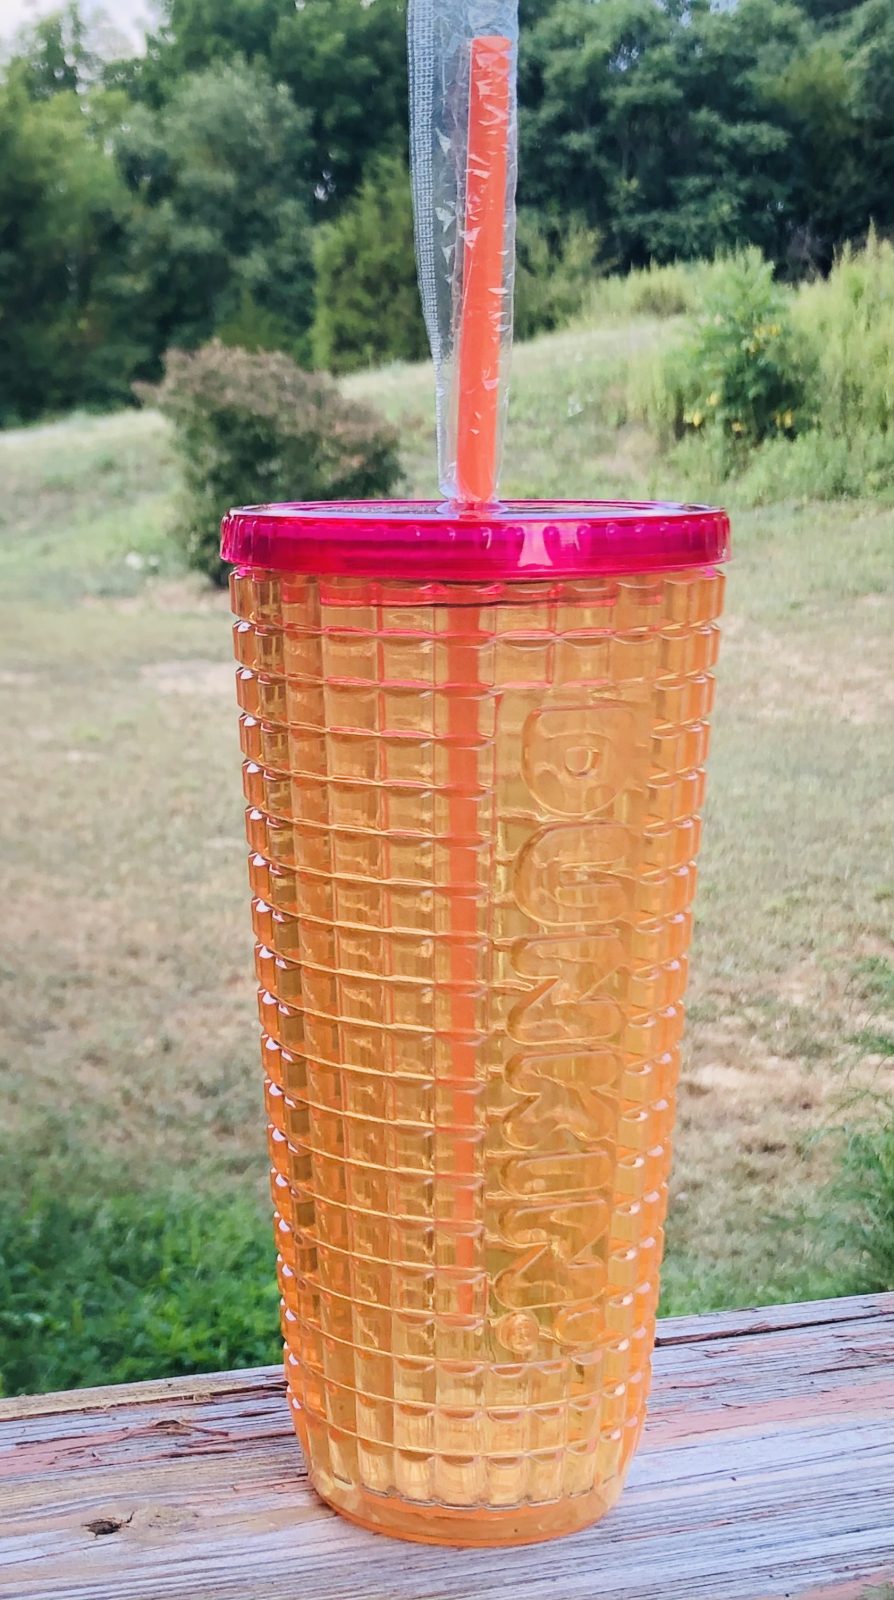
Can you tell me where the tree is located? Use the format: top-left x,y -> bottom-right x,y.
519,0 -> 813,269
799,0 -> 866,19
7,2 -> 95,100
121,0 -> 288,107
118,57 -> 316,368
147,0 -> 286,79
270,0 -> 408,206
765,40 -> 862,269
847,0 -> 894,234
0,82 -> 144,422
312,155 -> 428,373
133,0 -> 408,209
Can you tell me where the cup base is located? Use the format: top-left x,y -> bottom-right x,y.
307,1471 -> 626,1547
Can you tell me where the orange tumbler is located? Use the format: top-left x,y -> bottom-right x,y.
223,498 -> 729,1545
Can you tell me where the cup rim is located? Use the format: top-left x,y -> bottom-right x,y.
221,499 -> 730,580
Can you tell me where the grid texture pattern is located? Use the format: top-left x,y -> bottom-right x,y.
230,565 -> 724,1545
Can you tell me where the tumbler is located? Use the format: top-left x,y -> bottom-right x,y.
222,498 -> 729,1546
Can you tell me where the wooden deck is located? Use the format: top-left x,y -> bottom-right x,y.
1,1293 -> 892,1600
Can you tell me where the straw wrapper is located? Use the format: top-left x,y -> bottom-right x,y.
408,0 -> 519,505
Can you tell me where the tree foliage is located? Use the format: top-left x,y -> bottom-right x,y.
0,83 -> 139,422
138,0 -> 408,202
312,155 -> 427,374
1,0 -> 893,419
117,57 -> 315,362
514,211 -> 602,339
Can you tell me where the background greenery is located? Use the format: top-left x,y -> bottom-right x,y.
144,340 -> 402,580
0,0 -> 892,1398
2,0 -> 894,420
2,282 -> 892,1394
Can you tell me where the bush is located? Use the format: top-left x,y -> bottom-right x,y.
731,427 -> 894,506
623,240 -> 894,500
312,155 -> 428,375
514,211 -> 602,340
142,341 -> 402,583
794,231 -> 894,440
586,260 -> 715,323
644,250 -> 814,455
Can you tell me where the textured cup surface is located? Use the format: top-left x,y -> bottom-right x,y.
231,565 -> 724,1545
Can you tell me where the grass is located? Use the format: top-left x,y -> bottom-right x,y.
1,312 -> 892,1392
347,318 -> 669,502
816,1103 -> 894,1294
0,1176 -> 278,1395
0,409 -> 180,603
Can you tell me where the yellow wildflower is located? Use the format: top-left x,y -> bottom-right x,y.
783,409 -> 794,428
708,391 -> 720,406
691,411 -> 704,428
731,420 -> 744,435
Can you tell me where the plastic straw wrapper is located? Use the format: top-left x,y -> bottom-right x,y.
409,0 -> 519,506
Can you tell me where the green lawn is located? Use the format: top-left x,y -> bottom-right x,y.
1,320 -> 892,1394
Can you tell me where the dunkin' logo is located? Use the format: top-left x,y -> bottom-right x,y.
494,696 -> 653,1346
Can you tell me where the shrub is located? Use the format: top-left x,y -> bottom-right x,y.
142,341 -> 402,583
731,427 -> 894,506
586,260 -> 714,323
625,241 -> 894,499
794,231 -> 894,440
312,155 -> 428,375
646,249 -> 814,455
514,211 -> 602,340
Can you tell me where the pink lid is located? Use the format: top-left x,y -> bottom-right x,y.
221,499 -> 729,581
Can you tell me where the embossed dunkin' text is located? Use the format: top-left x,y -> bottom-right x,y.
494,694 -> 663,1344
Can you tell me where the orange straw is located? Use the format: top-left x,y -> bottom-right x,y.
455,34 -> 512,507
446,617 -> 483,1321
446,40 -> 512,1316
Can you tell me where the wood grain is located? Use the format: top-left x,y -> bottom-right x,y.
1,1295 -> 892,1600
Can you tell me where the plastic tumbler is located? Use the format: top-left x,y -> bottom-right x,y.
222,498 -> 729,1546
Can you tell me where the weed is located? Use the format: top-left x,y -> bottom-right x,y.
853,957 -> 894,1003
584,259 -> 725,323
850,1030 -> 894,1058
794,230 -> 894,442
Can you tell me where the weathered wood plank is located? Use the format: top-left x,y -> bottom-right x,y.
654,1289 -> 894,1345
1,1295 -> 892,1600
0,1365 -> 283,1426
4,1290 -> 887,1427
